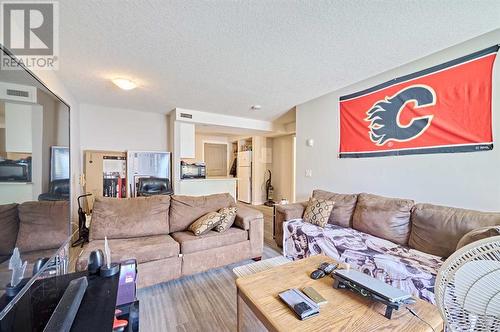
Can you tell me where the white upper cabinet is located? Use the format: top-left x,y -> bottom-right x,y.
179,122 -> 195,158
5,102 -> 33,153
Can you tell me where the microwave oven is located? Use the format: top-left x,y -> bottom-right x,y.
0,157 -> 32,182
181,161 -> 206,179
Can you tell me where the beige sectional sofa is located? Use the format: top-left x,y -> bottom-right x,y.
275,189 -> 500,304
275,190 -> 500,255
76,193 -> 263,288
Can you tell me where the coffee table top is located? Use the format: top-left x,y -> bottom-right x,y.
236,255 -> 443,332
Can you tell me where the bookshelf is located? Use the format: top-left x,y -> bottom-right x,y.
83,150 -> 127,211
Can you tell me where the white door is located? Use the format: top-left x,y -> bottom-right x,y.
237,166 -> 251,203
204,143 -> 227,177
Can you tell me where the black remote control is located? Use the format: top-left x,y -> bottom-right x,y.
310,262 -> 338,279
293,302 -> 312,316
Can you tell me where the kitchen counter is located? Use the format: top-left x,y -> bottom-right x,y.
178,177 -> 238,198
180,176 -> 238,181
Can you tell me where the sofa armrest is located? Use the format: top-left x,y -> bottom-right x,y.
274,202 -> 307,247
456,226 -> 500,251
234,204 -> 263,230
275,202 -> 308,220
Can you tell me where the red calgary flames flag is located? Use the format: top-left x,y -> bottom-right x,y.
339,45 -> 498,158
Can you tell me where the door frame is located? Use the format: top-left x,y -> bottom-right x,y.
202,140 -> 231,176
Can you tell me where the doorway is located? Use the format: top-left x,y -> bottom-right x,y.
204,143 -> 228,177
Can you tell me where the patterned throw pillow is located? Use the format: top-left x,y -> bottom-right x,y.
214,207 -> 237,232
303,198 -> 335,227
189,212 -> 223,236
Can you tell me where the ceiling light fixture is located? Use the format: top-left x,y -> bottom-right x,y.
112,78 -> 137,90
250,105 -> 262,111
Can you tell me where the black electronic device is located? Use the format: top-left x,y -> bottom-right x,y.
310,262 -> 338,279
32,257 -> 50,276
72,193 -> 92,248
278,289 -> 319,320
100,263 -> 120,278
294,302 -> 313,316
88,249 -> 104,275
180,161 -> 206,179
5,278 -> 29,298
0,157 -> 32,182
332,269 -> 415,319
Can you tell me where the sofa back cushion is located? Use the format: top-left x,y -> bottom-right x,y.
352,193 -> 414,246
0,203 -> 19,256
312,190 -> 358,227
409,203 -> 500,257
16,201 -> 69,252
169,193 -> 236,233
91,195 -> 170,240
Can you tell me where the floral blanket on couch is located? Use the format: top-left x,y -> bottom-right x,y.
283,219 -> 443,304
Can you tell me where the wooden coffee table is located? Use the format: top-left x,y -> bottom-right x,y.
235,255 -> 443,331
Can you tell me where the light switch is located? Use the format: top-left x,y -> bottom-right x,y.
305,169 -> 313,177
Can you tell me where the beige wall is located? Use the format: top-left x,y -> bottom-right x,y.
271,134 -> 295,202
182,133 -> 235,175
296,29 -> 500,211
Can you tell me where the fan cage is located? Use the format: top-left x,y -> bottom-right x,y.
436,236 -> 500,332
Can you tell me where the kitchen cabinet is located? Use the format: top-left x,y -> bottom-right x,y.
179,122 -> 195,158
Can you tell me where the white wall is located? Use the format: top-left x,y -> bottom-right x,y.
79,103 -> 168,151
296,29 -> 500,211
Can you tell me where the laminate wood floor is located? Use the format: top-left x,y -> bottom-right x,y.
138,205 -> 281,331
138,245 -> 280,332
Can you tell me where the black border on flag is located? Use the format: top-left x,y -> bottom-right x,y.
339,143 -> 493,158
340,45 -> 500,101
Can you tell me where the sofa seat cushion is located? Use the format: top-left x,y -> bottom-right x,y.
169,194 -> 236,233
76,235 -> 179,271
91,195 -> 170,240
171,227 -> 248,254
283,219 -> 443,304
353,193 -> 414,246
312,190 -> 358,227
409,203 -> 500,257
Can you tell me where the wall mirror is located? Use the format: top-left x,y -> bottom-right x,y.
0,46 -> 71,322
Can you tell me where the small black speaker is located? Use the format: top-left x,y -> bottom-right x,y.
88,249 -> 104,275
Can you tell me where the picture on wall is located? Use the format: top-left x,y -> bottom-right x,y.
339,45 -> 498,158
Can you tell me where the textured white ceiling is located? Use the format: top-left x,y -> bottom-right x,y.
57,0 -> 500,120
